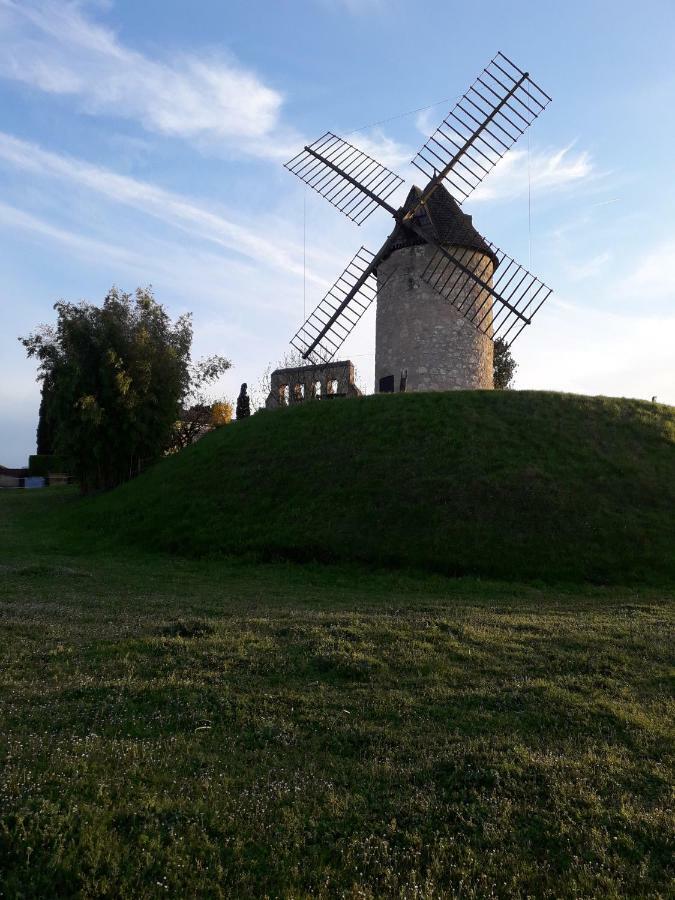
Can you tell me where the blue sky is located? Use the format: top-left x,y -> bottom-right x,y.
1,0 -> 674,465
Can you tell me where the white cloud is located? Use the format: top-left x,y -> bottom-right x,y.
619,239 -> 675,304
0,199 -> 149,269
414,107 -> 442,140
471,145 -> 594,204
514,234 -> 675,406
0,0 -> 295,157
0,199 -> 304,317
517,296 -> 675,406
347,128 -> 412,172
0,132 -> 315,279
414,103 -> 595,204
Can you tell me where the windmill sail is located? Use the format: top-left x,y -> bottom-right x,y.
421,239 -> 552,343
410,52 -> 551,208
285,133 -> 404,225
284,52 -> 554,362
291,245 -> 392,364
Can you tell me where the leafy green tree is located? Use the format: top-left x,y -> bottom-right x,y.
21,286 -> 229,493
493,338 -> 518,390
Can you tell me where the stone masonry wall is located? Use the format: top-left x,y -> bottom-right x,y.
265,360 -> 361,409
375,243 -> 494,392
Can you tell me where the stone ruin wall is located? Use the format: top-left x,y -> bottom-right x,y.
265,360 -> 361,409
375,243 -> 494,393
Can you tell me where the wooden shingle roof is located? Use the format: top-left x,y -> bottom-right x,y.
382,181 -> 499,268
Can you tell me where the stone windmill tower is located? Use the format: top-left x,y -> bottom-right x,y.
375,183 -> 499,392
284,53 -> 553,393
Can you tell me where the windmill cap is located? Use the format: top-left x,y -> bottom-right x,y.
382,181 -> 499,268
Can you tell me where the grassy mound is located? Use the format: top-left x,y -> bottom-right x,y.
70,391 -> 675,584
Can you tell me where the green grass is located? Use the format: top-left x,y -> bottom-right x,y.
1,489 -> 673,898
63,390 -> 675,584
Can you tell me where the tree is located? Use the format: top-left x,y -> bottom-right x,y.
493,338 -> 517,390
170,404 -> 211,452
211,401 -> 233,427
168,353 -> 232,452
236,383 -> 251,419
36,376 -> 55,455
20,286 -> 230,493
169,399 -> 232,451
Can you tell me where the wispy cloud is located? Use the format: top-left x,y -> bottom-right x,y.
0,0 -> 297,158
347,128 -> 413,172
0,199 -> 149,270
414,109 -> 595,204
315,0 -> 386,14
0,198 -> 305,319
0,131 -> 313,278
471,145 -> 594,203
414,107 -> 443,140
565,251 -> 613,282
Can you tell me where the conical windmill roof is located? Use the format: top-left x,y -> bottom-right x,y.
382,181 -> 499,268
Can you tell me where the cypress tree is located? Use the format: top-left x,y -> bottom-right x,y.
36,377 -> 54,455
236,383 -> 251,419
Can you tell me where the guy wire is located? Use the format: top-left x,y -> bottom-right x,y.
303,189 -> 306,335
527,89 -> 532,271
344,96 -> 455,136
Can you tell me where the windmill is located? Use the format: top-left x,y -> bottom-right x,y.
284,52 -> 553,393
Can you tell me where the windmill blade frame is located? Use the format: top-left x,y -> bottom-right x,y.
407,52 -> 551,213
284,133 -> 404,225
291,243 -> 395,364
421,238 -> 552,343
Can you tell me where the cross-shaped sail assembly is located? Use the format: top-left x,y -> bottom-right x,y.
284,51 -> 553,363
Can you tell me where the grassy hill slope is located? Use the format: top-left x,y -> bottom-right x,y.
70,391 -> 675,584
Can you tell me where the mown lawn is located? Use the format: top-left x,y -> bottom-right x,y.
1,490 -> 673,898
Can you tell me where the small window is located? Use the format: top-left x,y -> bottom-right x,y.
293,383 -> 304,401
279,384 -> 290,405
314,380 -> 322,398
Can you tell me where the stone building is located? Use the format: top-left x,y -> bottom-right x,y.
265,360 -> 361,409
375,182 -> 498,393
